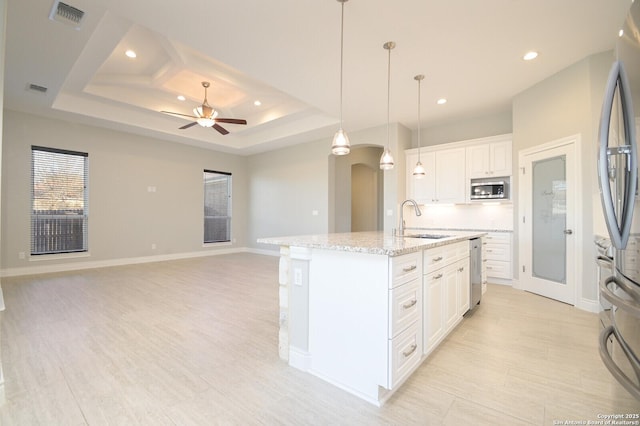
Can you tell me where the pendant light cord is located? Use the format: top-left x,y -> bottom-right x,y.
417,77 -> 421,162
339,1 -> 345,127
386,45 -> 391,150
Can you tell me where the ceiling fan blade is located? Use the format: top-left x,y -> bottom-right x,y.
161,111 -> 199,119
213,123 -> 230,135
215,118 -> 247,125
179,122 -> 198,130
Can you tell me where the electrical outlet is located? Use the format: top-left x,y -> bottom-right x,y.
151,243 -> 157,250
294,268 -> 303,286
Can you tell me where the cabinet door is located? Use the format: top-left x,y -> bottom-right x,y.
444,263 -> 459,331
407,151 -> 436,203
466,144 -> 491,179
457,258 -> 470,316
490,140 -> 512,176
435,148 -> 466,203
423,271 -> 444,353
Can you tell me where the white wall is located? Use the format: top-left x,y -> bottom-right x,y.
247,139 -> 330,252
1,110 -> 248,273
512,50 -> 614,303
248,123 -> 411,253
419,109 -> 512,148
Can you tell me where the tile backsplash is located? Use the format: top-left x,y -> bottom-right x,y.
405,203 -> 513,231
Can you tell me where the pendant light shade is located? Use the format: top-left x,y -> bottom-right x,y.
380,41 -> 395,170
413,74 -> 426,178
331,0 -> 351,156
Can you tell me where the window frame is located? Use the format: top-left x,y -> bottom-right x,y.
203,169 -> 232,244
31,145 -> 89,256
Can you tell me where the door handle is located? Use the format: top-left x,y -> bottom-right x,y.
564,229 -> 573,235
597,60 -> 638,250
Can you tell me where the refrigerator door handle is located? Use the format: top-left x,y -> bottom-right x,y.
599,325 -> 640,400
601,275 -> 640,308
597,60 -> 638,250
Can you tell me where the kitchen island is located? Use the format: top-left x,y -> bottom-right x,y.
258,230 -> 485,405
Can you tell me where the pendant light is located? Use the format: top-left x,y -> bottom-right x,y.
413,74 -> 426,178
380,41 -> 395,170
331,0 -> 351,155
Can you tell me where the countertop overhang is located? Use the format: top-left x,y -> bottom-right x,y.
258,230 -> 486,257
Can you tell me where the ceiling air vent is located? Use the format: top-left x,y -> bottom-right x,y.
28,84 -> 48,94
49,1 -> 85,30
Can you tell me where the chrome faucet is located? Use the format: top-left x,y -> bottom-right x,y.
399,199 -> 422,236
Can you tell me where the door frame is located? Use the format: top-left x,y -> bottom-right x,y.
517,134 -> 583,306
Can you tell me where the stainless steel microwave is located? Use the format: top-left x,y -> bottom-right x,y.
470,180 -> 507,200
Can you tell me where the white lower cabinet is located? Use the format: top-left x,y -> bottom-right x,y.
484,232 -> 512,282
423,241 -> 470,355
304,240 -> 472,406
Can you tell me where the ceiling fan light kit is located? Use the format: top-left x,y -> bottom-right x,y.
161,81 -> 247,136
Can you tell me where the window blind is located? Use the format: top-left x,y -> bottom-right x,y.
31,146 -> 88,255
204,170 -> 231,243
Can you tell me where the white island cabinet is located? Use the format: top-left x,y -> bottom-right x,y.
257,231 -> 484,406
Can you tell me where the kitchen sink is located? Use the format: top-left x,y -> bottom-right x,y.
403,233 -> 450,239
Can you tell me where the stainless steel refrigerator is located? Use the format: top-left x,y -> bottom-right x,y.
597,0 -> 640,402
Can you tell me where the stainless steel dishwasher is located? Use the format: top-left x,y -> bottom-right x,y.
469,238 -> 482,311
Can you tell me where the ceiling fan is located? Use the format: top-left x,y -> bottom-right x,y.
162,81 -> 247,135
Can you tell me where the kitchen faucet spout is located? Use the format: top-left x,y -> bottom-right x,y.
399,199 -> 422,236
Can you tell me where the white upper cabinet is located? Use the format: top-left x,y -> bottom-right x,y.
466,139 -> 512,178
407,148 -> 466,204
407,133 -> 512,204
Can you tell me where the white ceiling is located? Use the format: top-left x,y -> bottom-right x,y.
4,0 -> 631,155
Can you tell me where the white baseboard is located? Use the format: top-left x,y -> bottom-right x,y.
289,347 -> 312,372
576,297 -> 601,313
246,248 -> 280,257
0,247 -> 258,277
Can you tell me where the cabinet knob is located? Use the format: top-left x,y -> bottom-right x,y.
402,265 -> 417,272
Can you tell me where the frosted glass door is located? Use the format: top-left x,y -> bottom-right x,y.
532,155 -> 566,284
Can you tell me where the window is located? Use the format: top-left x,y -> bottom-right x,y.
204,170 -> 231,243
31,146 -> 88,255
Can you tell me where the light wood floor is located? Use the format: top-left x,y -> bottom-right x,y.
0,253 -> 637,425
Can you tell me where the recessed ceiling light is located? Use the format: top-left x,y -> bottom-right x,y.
523,51 -> 538,61
125,49 -> 137,59
619,29 -> 624,37
437,98 -> 447,105
177,95 -> 186,101
254,100 -> 262,106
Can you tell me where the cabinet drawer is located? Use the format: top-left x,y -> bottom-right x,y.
424,246 -> 445,270
484,233 -> 511,244
390,252 -> 421,288
389,279 -> 421,338
442,240 -> 469,263
388,320 -> 422,389
424,241 -> 468,271
486,260 -> 512,279
484,244 -> 510,261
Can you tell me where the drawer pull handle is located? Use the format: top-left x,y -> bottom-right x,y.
402,265 -> 417,272
458,267 -> 464,272
486,249 -> 493,252
433,256 -> 443,262
487,266 -> 493,270
434,273 -> 443,279
403,344 -> 418,357
403,299 -> 417,309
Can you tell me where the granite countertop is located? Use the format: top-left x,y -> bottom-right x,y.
257,230 -> 486,257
